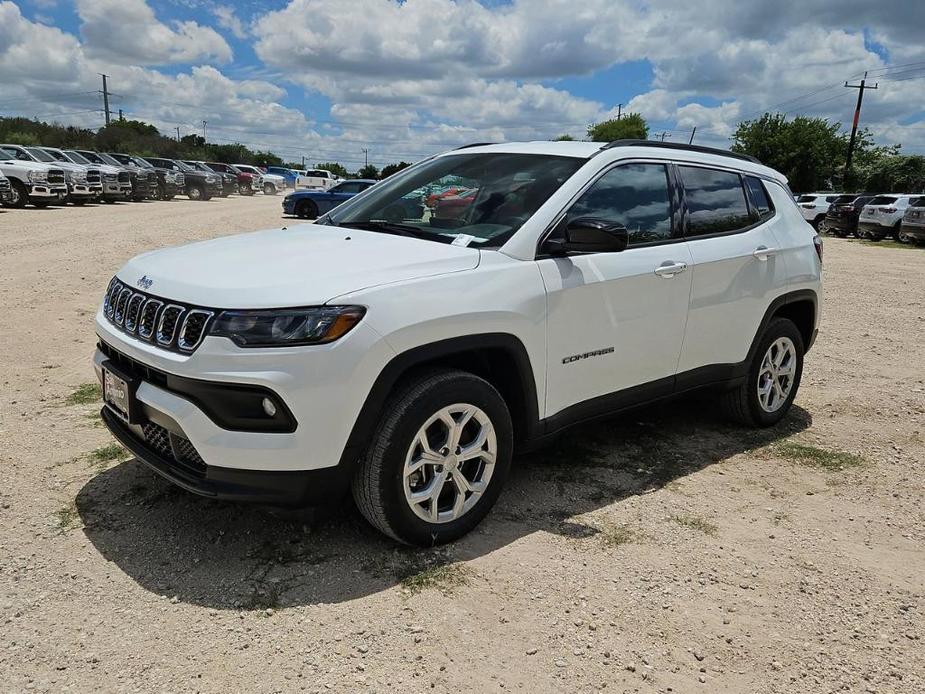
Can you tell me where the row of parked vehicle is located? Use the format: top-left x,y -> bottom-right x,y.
796,192 -> 925,244
0,143 -> 306,209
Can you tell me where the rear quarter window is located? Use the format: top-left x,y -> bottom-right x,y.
744,176 -> 774,221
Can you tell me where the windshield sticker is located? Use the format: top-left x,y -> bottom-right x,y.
451,234 -> 475,247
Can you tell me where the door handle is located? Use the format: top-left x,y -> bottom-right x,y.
654,261 -> 688,277
753,246 -> 777,261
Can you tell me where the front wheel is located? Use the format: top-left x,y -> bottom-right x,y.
297,200 -> 318,219
263,182 -> 277,195
6,180 -> 27,208
187,184 -> 204,201
720,317 -> 804,427
352,369 -> 513,546
816,218 -> 829,234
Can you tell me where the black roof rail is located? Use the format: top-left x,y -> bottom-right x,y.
597,139 -> 762,165
454,142 -> 496,150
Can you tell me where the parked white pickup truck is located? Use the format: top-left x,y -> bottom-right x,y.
295,168 -> 341,190
0,145 -> 68,207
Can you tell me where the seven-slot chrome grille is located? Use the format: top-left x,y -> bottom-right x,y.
117,171 -> 130,183
87,169 -> 102,184
103,278 -> 214,353
47,169 -> 65,184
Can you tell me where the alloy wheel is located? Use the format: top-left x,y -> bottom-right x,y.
757,337 -> 796,413
402,404 -> 497,524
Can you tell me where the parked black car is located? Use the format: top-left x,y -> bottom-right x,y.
105,153 -> 159,201
824,194 -> 874,237
134,157 -> 184,200
183,161 -> 235,197
144,157 -> 223,200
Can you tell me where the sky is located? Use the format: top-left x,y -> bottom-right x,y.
2,0 -> 925,169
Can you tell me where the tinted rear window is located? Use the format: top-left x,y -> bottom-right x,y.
680,166 -> 752,236
796,195 -> 816,203
832,195 -> 858,204
909,197 -> 924,207
744,176 -> 773,220
869,196 -> 897,205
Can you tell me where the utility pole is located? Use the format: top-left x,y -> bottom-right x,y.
688,127 -> 697,145
616,104 -> 623,120
654,131 -> 668,142
99,74 -> 111,126
301,155 -> 305,168
201,120 -> 208,141
361,147 -> 369,167
844,72 -> 878,172
118,109 -> 124,121
175,126 -> 181,142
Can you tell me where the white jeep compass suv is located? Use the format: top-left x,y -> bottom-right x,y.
93,140 -> 822,545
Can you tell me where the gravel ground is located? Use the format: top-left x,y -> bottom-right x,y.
1,195 -> 923,693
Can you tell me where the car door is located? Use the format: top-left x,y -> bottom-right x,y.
538,161 -> 693,419
675,166 -> 789,380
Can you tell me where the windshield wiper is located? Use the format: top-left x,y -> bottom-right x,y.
335,220 -> 441,241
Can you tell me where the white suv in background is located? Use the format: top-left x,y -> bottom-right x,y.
857,194 -> 918,241
296,168 -> 341,190
796,192 -> 840,231
93,140 -> 821,545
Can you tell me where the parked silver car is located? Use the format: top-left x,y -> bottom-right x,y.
899,196 -> 925,245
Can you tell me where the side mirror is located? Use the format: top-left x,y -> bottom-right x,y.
544,217 -> 629,255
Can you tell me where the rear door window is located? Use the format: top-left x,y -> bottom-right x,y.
679,166 -> 753,236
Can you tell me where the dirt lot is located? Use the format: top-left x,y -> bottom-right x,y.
1,195 -> 923,693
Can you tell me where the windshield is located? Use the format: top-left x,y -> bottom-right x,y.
26,147 -> 56,162
64,150 -> 92,165
173,160 -> 195,172
41,149 -> 70,163
184,161 -> 209,172
97,153 -> 123,167
327,153 -> 584,248
0,146 -> 33,161
869,196 -> 897,205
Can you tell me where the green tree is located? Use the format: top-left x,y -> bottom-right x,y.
587,114 -> 648,142
380,161 -> 411,178
553,134 -> 575,141
357,164 -> 380,180
2,130 -> 40,145
315,161 -> 349,178
731,113 -> 848,192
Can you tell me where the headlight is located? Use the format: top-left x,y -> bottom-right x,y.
28,170 -> 48,182
210,306 -> 365,347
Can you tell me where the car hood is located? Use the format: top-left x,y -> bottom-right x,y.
0,160 -> 60,171
117,224 -> 480,308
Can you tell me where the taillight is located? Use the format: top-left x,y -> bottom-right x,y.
813,235 -> 823,264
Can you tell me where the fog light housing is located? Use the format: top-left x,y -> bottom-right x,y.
262,397 -> 277,417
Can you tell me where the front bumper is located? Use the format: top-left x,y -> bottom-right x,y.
93,307 -> 395,476
103,181 -> 133,197
282,197 -> 299,214
69,183 -> 104,198
101,407 -> 349,505
28,184 -> 68,199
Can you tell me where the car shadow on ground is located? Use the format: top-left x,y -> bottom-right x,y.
75,398 -> 811,610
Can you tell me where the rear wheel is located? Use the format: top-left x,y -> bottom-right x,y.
816,217 -> 829,234
352,369 -> 513,545
297,200 -> 318,219
892,222 -> 903,242
721,317 -> 804,427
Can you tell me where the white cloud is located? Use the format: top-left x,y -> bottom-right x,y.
211,5 -> 248,40
76,0 -> 232,65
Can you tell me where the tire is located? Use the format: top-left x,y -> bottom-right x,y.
811,216 -> 825,232
891,222 -> 903,242
7,180 -> 28,208
833,229 -> 847,238
32,199 -> 49,208
352,369 -> 513,546
263,182 -> 277,195
816,217 -> 829,234
898,228 -> 913,244
187,184 -> 204,201
297,200 -> 318,219
71,199 -> 86,206
720,317 -> 804,427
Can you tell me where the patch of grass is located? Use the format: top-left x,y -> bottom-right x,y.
84,411 -> 103,428
775,441 -> 865,471
55,502 -> 79,531
65,383 -> 101,405
400,562 -> 470,595
600,524 -> 640,547
87,443 -> 127,465
672,514 -> 718,536
852,238 -> 924,251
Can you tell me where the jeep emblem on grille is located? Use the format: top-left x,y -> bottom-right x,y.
136,275 -> 153,290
